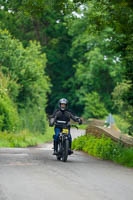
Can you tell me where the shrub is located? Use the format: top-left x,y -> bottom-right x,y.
19,106 -> 48,134
72,135 -> 87,150
113,148 -> 133,167
0,127 -> 53,147
72,134 -> 133,167
113,115 -> 130,134
0,90 -> 20,132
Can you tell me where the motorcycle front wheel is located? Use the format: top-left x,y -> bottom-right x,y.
62,139 -> 69,162
56,142 -> 61,161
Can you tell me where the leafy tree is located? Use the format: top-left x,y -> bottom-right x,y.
0,29 -> 50,132
0,0 -> 76,113
67,1 -> 124,114
1,0 -> 133,124
0,29 -> 50,107
83,92 -> 108,119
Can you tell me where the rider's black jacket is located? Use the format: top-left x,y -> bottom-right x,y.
49,109 -> 80,128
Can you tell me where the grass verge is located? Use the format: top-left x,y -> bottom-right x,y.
78,124 -> 88,130
0,127 -> 54,148
72,134 -> 133,167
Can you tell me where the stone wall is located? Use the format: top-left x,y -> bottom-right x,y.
87,119 -> 105,127
86,125 -> 133,147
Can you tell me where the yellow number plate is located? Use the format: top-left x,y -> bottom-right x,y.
63,129 -> 69,134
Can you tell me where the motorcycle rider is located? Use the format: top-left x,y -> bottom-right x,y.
49,98 -> 82,155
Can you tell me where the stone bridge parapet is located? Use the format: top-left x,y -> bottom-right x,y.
86,125 -> 133,147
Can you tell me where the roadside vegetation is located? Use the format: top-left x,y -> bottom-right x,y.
78,124 -> 88,130
0,29 -> 51,145
0,127 -> 53,148
113,115 -> 130,135
72,135 -> 133,167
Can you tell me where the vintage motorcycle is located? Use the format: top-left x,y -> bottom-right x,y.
55,121 -> 78,162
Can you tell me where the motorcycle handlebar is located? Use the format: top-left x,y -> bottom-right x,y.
53,121 -> 79,129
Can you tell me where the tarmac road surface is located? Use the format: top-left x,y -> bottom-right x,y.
0,128 -> 133,200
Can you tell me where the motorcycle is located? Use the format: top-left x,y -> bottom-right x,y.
54,121 -> 78,162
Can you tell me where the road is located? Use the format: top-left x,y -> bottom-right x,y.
0,128 -> 133,200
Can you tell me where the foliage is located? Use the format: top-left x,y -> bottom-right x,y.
0,72 -> 20,132
67,0 -> 133,124
72,134 -> 133,167
0,95 -> 19,132
0,29 -> 50,133
1,0 -> 133,134
114,148 -> 133,167
112,81 -> 132,115
19,106 -> 47,134
66,1 -> 124,114
112,81 -> 133,134
113,115 -> 130,134
83,92 -> 108,119
0,127 -> 54,148
78,124 -> 88,130
0,0 -> 75,114
0,29 -> 50,108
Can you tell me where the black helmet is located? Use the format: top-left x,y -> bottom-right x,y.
58,98 -> 68,110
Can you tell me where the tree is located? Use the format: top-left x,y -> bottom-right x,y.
66,0 -> 124,114
0,0 -> 76,113
83,92 -> 108,119
1,0 -> 133,123
0,29 -> 50,132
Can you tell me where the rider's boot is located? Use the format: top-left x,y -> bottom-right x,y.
53,140 -> 58,155
68,141 -> 73,155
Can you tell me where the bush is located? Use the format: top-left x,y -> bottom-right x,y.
113,115 -> 130,134
112,81 -> 133,135
19,106 -> 48,134
72,135 -> 87,150
72,134 -> 133,167
0,127 -> 54,148
113,148 -> 133,167
0,92 -> 20,132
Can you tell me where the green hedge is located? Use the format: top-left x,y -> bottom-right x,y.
0,29 -> 50,134
72,135 -> 133,167
0,94 -> 20,132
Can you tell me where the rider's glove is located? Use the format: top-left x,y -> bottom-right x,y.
49,118 -> 55,127
78,118 -> 82,125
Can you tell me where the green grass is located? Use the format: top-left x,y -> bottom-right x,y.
72,134 -> 133,167
78,124 -> 88,130
0,127 -> 54,148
